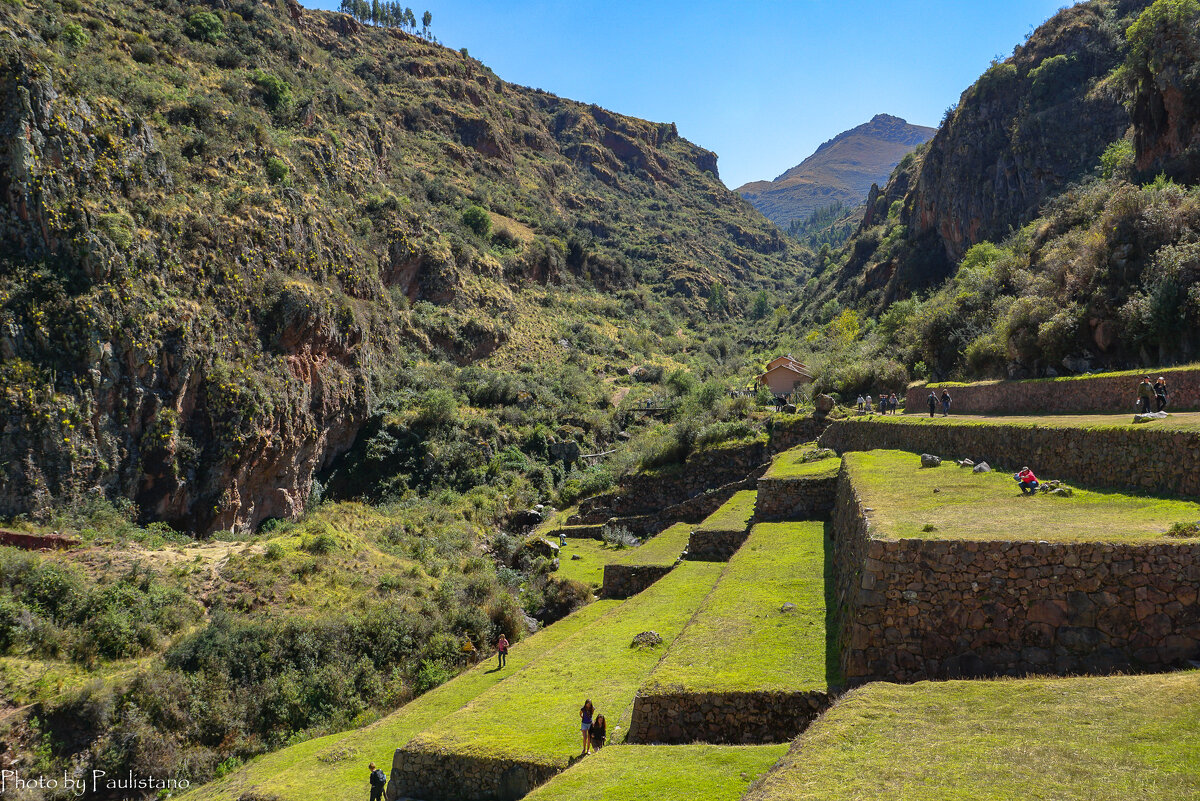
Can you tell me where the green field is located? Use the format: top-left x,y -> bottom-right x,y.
745,671 -> 1200,801
892,409 -> 1200,433
553,523 -> 693,587
523,744 -> 787,801
764,445 -> 841,479
848,450 -> 1200,542
402,561 -> 725,764
694,490 -> 758,533
644,523 -> 831,693
182,600 -> 620,801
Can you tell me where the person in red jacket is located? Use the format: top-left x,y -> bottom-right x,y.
1015,467 -> 1039,495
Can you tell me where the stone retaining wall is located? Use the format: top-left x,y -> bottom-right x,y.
820,418 -> 1200,498
768,415 -> 831,451
831,470 -> 1200,685
386,747 -> 560,801
906,367 -> 1200,415
685,529 -> 750,562
627,689 -> 829,745
755,475 -> 838,522
600,563 -> 675,599
615,477 -> 760,537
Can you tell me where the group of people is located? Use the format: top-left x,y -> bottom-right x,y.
1137,376 -> 1169,413
856,393 -> 901,414
579,699 -> 607,755
927,389 -> 952,417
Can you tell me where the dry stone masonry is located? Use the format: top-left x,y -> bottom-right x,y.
386,747 -> 559,801
754,475 -> 837,522
627,690 -> 829,745
600,564 -> 675,599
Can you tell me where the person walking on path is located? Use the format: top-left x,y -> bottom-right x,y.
496,634 -> 509,669
579,699 -> 595,756
891,392 -> 900,414
1014,467 -> 1040,495
865,394 -> 873,414
927,391 -> 938,418
590,714 -> 607,751
1155,377 -> 1169,412
368,763 -> 387,801
856,395 -> 865,413
940,390 -> 952,417
1138,376 -> 1155,414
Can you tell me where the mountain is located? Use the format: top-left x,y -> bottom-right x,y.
735,114 -> 935,229
0,0 -> 804,534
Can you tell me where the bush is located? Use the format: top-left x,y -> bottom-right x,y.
251,69 -> 293,111
265,156 -> 289,184
97,212 -> 134,250
461,205 -> 491,237
61,21 -> 88,48
184,11 -> 224,44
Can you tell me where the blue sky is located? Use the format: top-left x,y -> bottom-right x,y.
300,1 -> 1071,189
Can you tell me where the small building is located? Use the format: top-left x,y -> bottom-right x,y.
757,355 -> 814,397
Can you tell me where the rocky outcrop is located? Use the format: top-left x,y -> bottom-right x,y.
1127,1 -> 1200,182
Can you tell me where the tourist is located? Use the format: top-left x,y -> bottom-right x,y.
579,699 -> 595,755
891,392 -> 900,414
1155,377 -> 1168,412
865,394 -> 873,414
940,389 -> 952,417
368,763 -> 387,801
590,714 -> 607,751
1138,376 -> 1154,414
856,395 -> 865,412
927,390 -> 937,418
878,394 -> 889,414
1014,466 -> 1040,495
560,531 -> 567,548
496,633 -> 509,669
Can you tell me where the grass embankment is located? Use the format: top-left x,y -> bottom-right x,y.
848,450 -> 1200,543
892,409 -> 1200,432
694,490 -> 758,533
403,562 -> 724,764
523,744 -> 787,801
644,523 -> 831,693
763,445 -> 841,480
554,523 -> 691,588
747,671 -> 1200,801
182,599 -> 619,801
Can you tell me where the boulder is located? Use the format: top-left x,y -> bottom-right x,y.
814,394 -> 836,414
973,462 -> 992,473
631,631 -> 663,648
956,458 -> 975,468
1133,411 -> 1169,424
920,454 -> 942,468
780,602 -> 797,613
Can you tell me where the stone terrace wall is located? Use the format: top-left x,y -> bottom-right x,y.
906,366 -> 1200,415
832,472 -> 1200,685
820,418 -> 1200,498
686,529 -> 749,562
387,747 -> 560,801
627,689 -> 829,745
769,415 -> 831,451
616,476 -> 760,537
755,475 -> 838,522
601,564 -> 675,599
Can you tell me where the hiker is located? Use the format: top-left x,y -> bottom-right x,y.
1014,466 -> 1040,495
1155,377 -> 1169,412
865,394 -> 873,413
579,699 -> 595,755
368,763 -> 387,801
590,714 -> 607,751
891,392 -> 900,414
856,395 -> 865,412
1138,376 -> 1155,414
496,633 -> 509,668
940,389 -> 952,417
927,390 -> 937,418
559,531 -> 567,548
878,394 -> 888,414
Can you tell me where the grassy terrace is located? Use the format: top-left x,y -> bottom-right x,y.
523,744 -> 787,801
554,523 -> 691,588
890,409 -> 1200,432
746,671 -> 1200,801
764,445 -> 841,479
403,562 -> 724,764
848,450 -> 1200,543
694,490 -> 758,533
183,600 -> 620,801
645,523 -> 832,693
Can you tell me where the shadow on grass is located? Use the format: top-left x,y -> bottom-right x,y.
822,521 -> 842,689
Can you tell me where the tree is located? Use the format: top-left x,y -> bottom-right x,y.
461,206 -> 491,238
749,289 -> 770,320
706,283 -> 729,317
371,0 -> 381,24
422,9 -> 432,31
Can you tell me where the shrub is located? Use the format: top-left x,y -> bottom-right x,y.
1100,138 -> 1135,179
461,205 -> 491,237
184,11 -> 224,44
61,21 -> 88,48
251,69 -> 293,111
265,156 -> 289,184
97,213 -> 134,250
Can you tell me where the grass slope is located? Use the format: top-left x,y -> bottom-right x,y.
554,523 -> 692,588
404,562 -> 724,764
645,523 -> 830,693
523,744 -> 787,801
694,490 -> 758,533
182,599 -> 619,801
746,671 -> 1200,801
848,450 -> 1200,542
891,410 -> 1200,433
764,446 -> 841,480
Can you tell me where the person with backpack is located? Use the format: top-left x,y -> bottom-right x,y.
927,390 -> 937,418
1138,376 -> 1155,414
940,389 -> 952,417
496,634 -> 509,669
1155,377 -> 1169,412
590,714 -> 607,751
579,699 -> 595,756
368,763 -> 387,801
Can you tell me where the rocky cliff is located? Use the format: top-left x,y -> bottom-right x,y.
736,114 -> 934,229
0,0 -> 801,533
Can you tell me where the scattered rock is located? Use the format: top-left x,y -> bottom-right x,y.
932,488 -> 941,493
956,458 -> 975,468
570,553 -> 582,560
1133,411 -> 1169,424
780,602 -> 797,613
814,394 -> 836,415
973,462 -> 992,473
920,454 -> 942,468
630,631 -> 663,649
